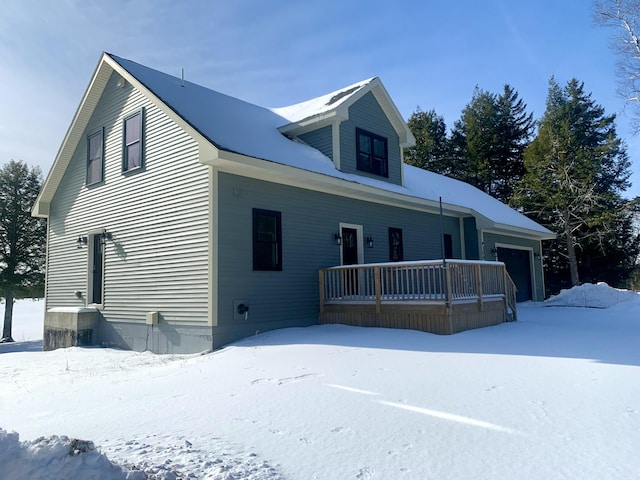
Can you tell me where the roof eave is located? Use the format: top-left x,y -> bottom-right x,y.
277,78 -> 415,148
33,52 -> 115,218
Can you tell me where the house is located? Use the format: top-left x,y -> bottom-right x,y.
33,53 -> 554,354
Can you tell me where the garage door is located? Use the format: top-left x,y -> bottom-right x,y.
496,247 -> 532,302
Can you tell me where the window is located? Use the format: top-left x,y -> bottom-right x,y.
253,209 -> 282,271
86,129 -> 104,185
123,109 -> 144,172
356,128 -> 388,177
389,227 -> 403,262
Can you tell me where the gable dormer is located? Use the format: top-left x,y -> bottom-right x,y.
273,78 -> 415,187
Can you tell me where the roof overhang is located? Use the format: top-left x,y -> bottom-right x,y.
32,52 -> 218,218
277,78 -> 415,148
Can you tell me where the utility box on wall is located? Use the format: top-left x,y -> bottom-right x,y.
146,311 -> 159,325
43,308 -> 98,351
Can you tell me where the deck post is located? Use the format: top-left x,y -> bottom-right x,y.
444,262 -> 453,307
476,263 -> 483,311
374,266 -> 381,314
319,269 -> 325,313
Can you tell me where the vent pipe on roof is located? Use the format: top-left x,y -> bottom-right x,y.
180,68 -> 184,87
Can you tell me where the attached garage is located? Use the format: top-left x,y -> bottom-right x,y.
497,246 -> 533,302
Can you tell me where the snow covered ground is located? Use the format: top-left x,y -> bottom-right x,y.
1,284 -> 639,479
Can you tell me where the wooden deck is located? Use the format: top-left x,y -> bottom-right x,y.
319,260 -> 517,335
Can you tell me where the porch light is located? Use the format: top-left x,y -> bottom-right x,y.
76,236 -> 88,248
101,230 -> 113,244
490,247 -> 498,255
333,233 -> 342,246
366,235 -> 374,248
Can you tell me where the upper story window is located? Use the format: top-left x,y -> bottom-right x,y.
123,108 -> 144,172
253,208 -> 282,271
356,128 -> 388,177
86,129 -> 104,185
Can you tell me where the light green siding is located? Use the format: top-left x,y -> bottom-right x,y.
339,92 -> 402,185
46,72 -> 210,331
464,217 -> 480,260
299,126 -> 333,161
213,172 -> 461,347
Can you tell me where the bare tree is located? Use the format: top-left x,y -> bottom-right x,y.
595,0 -> 640,129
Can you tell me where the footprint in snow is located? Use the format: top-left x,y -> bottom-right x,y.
357,467 -> 375,479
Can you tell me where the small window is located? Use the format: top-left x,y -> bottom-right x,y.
389,227 -> 404,262
356,128 -> 388,177
123,109 -> 144,172
86,129 -> 104,185
253,209 -> 282,271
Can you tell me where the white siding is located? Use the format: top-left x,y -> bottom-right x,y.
46,72 -> 210,325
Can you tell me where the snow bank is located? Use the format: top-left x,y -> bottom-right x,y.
544,282 -> 639,308
0,429 -> 131,480
0,428 -> 282,480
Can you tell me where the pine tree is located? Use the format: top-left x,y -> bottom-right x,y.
495,85 -> 535,203
513,78 -> 638,290
404,108 -> 450,175
449,85 -> 533,203
0,160 -> 46,342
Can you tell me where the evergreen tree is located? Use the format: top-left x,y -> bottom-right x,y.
449,87 -> 497,194
513,78 -> 638,290
449,85 -> 533,203
0,160 -> 46,342
404,108 -> 450,175
495,85 -> 535,202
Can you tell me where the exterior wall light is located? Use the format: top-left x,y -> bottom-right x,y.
76,236 -> 88,248
366,235 -> 374,248
101,230 -> 113,244
333,233 -> 342,246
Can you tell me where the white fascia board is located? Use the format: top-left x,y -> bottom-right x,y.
104,55 -> 219,161
277,110 -> 346,137
32,53 -> 220,218
207,151 -> 469,218
367,79 -> 416,148
480,223 -> 557,241
33,54 -> 114,218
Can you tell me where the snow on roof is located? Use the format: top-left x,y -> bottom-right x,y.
110,54 -> 552,237
270,78 -> 374,124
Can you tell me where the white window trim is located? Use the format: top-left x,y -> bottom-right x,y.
86,228 -> 106,310
339,222 -> 364,265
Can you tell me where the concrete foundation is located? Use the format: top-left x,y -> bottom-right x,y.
43,308 -> 99,351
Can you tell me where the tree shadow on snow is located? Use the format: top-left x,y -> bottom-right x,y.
0,340 -> 42,354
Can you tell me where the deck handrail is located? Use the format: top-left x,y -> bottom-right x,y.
319,260 -> 517,318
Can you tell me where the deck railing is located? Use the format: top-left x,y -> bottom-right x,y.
319,259 -> 517,318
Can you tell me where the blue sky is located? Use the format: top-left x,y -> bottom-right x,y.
1,0 -> 638,197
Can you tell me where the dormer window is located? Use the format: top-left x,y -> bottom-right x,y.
356,128 -> 388,177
